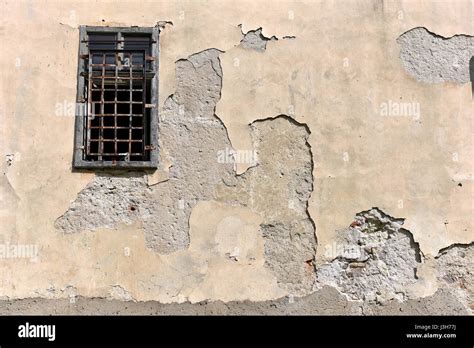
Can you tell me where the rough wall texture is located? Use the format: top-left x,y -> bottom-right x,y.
240,27 -> 276,51
56,49 -> 236,254
316,208 -> 421,302
435,243 -> 473,312
215,116 -> 316,295
397,27 -> 474,84
56,49 -> 317,296
0,286 -> 469,315
0,0 -> 473,314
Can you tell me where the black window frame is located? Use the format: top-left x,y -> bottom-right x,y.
73,25 -> 159,169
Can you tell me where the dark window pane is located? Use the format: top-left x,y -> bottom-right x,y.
123,35 -> 151,68
88,33 -> 117,50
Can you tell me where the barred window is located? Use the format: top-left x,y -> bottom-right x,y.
73,26 -> 159,169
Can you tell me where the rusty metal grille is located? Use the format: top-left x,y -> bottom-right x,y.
84,48 -> 150,162
74,27 -> 159,169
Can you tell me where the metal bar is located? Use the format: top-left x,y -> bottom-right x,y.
87,101 -> 143,104
128,52 -> 133,161
91,89 -> 143,92
90,65 -> 145,69
99,52 -> 105,160
89,70 -> 149,74
84,39 -> 155,43
86,49 -> 93,158
114,51 -> 118,158
88,76 -> 144,80
90,126 -> 143,129
88,69 -> 150,73
82,73 -> 145,80
87,153 -> 145,156
142,51 -> 147,160
91,88 -> 143,91
90,114 -> 143,117
114,32 -> 123,160
89,76 -> 147,79
84,40 -> 154,44
89,140 -> 143,142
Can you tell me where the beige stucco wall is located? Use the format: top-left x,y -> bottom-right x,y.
0,0 -> 472,304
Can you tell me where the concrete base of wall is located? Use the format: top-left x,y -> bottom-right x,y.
0,286 -> 467,315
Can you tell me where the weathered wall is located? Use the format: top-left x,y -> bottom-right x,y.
0,0 -> 472,314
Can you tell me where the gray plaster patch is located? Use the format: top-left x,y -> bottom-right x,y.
316,208 -> 421,302
435,243 -> 473,313
55,174 -> 150,233
215,116 -> 317,295
239,27 -> 276,51
397,27 -> 474,84
56,49 -> 235,254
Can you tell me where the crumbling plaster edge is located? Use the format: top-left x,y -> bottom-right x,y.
397,26 -> 474,42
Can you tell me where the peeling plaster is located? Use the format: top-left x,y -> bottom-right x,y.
435,243 -> 473,312
56,49 -> 236,254
215,115 -> 317,295
1,0 -> 473,308
316,208 -> 421,303
56,49 -> 317,296
217,22 -> 473,260
239,26 -> 277,51
397,27 -> 474,84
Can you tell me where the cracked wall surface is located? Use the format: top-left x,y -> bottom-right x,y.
0,0 -> 473,314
